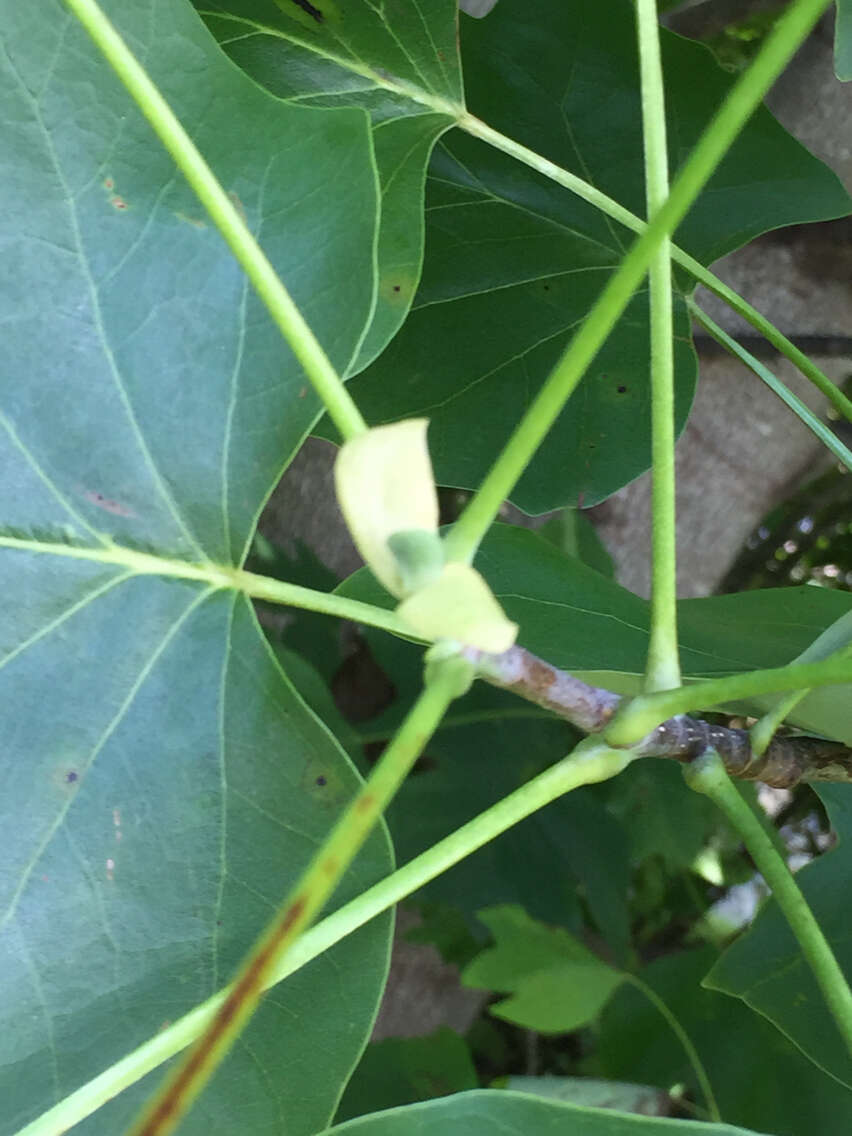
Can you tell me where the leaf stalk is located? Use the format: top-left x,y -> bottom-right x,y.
636,0 -> 680,692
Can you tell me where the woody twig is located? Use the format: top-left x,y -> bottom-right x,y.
462,644 -> 852,788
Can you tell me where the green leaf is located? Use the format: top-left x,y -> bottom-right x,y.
539,510 -> 615,580
605,759 -> 722,873
0,2 -> 391,1131
705,784 -> 852,1091
339,525 -> 852,744
196,0 -> 463,370
462,906 -> 624,1032
600,947 -> 852,1136
338,0 -> 851,512
336,1029 -> 478,1124
322,1088 -> 763,1134
837,0 -> 852,80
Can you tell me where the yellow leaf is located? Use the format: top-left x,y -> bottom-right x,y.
334,420 -> 439,597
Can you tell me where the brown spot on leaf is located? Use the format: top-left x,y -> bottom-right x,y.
229,191 -> 247,223
110,195 -> 128,211
85,490 -> 135,516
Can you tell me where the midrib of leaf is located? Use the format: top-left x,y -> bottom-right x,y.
0,586 -> 213,933
0,533 -> 412,637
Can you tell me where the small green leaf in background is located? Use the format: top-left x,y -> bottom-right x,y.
600,947 -> 852,1136
341,0 -> 851,513
462,906 -> 624,1032
836,0 -> 852,80
705,784 -> 852,1091
0,1 -> 391,1131
322,1088 -> 762,1135
196,0 -> 463,370
336,1029 -> 478,1124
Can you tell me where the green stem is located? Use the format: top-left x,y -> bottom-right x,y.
0,534 -> 414,640
684,750 -> 852,1060
16,742 -> 629,1136
605,655 -> 852,746
457,133 -> 852,431
689,302 -> 852,472
126,662 -> 465,1136
687,269 -> 852,426
636,0 -> 680,693
622,974 -> 720,1122
63,0 -> 367,442
444,0 -> 831,566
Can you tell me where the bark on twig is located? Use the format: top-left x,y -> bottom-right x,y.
463,645 -> 852,788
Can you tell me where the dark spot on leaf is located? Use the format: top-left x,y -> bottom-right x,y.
66,770 -> 78,783
393,284 -> 401,293
542,283 -> 550,291
617,384 -> 627,394
315,774 -> 327,787
110,195 -> 128,211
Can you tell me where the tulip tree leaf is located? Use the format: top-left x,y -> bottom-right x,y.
462,906 -> 624,1032
0,2 -> 391,1132
323,1088 -> 764,1135
339,0 -> 851,511
340,525 -> 852,743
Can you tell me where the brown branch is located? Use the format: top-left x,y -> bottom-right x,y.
462,645 -> 852,789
